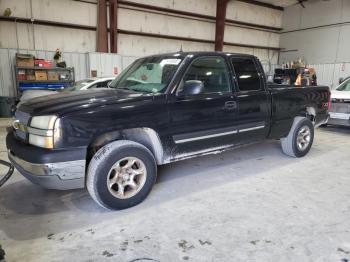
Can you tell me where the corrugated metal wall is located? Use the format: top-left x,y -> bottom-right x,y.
309,63 -> 350,89
88,53 -> 138,77
1,47 -> 347,97
0,48 -> 139,97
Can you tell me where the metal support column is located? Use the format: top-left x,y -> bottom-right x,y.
109,0 -> 118,53
96,0 -> 108,52
214,0 -> 228,51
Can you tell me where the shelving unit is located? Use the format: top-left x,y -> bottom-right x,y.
15,66 -> 75,97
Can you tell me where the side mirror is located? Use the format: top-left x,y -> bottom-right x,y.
178,80 -> 204,96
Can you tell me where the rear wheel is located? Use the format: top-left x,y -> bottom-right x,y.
281,117 -> 314,157
87,140 -> 157,210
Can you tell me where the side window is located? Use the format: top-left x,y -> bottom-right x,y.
90,81 -> 110,89
96,81 -> 110,88
181,56 -> 230,93
88,84 -> 98,89
231,57 -> 261,91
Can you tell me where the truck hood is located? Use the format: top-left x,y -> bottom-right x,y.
19,88 -> 154,116
331,90 -> 350,100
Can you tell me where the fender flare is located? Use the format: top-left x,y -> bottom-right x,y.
88,127 -> 165,165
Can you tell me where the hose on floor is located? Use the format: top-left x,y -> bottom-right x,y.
0,159 -> 14,188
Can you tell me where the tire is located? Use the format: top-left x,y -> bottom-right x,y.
281,117 -> 314,158
87,140 -> 157,210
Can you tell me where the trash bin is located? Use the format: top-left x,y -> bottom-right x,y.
0,97 -> 17,117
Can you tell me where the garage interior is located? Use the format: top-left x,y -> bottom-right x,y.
0,0 -> 350,261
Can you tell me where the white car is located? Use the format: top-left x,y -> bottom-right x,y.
18,77 -> 115,107
65,77 -> 115,91
328,77 -> 350,126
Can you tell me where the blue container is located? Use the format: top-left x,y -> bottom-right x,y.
19,83 -> 68,91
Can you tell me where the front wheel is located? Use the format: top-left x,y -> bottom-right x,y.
281,117 -> 314,157
86,140 -> 157,210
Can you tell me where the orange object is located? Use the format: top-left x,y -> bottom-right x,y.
35,59 -> 53,68
295,74 -> 301,86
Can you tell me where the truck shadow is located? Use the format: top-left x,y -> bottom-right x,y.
0,138 -> 335,241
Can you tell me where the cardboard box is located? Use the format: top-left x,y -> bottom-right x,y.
91,70 -> 97,77
16,53 -> 34,68
35,71 -> 48,81
35,59 -> 53,68
47,71 -> 59,81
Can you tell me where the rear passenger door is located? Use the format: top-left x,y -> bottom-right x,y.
230,56 -> 270,141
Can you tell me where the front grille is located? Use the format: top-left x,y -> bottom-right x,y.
14,111 -> 31,142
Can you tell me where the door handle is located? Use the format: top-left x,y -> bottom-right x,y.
224,101 -> 237,110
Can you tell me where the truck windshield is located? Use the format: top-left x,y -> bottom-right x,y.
336,78 -> 350,91
109,56 -> 183,93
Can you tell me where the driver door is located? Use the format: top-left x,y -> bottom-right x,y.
169,55 -> 239,159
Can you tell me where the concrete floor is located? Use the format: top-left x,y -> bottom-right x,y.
0,119 -> 350,262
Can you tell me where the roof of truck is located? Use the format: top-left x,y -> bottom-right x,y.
142,51 -> 257,59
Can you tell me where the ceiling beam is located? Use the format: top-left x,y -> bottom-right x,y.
297,0 -> 307,8
235,0 -> 284,11
118,29 -> 281,51
0,16 -> 280,51
118,0 -> 282,31
0,16 -> 96,31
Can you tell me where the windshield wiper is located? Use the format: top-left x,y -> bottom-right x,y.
116,87 -> 152,93
115,87 -> 134,91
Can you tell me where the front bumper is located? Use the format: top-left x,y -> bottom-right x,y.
6,132 -> 86,190
328,117 -> 350,126
328,112 -> 350,126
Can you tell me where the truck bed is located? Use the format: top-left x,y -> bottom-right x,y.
267,84 -> 330,139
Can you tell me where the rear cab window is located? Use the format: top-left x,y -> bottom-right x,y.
231,57 -> 262,92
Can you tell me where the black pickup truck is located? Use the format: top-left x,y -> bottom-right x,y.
6,52 -> 330,210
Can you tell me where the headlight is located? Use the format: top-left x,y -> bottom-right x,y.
28,115 -> 61,149
30,115 -> 57,129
